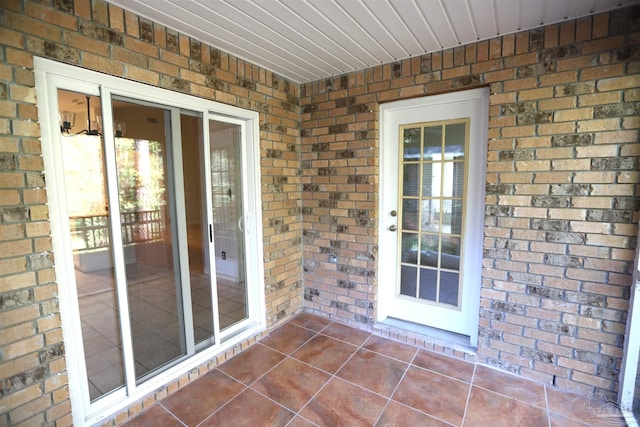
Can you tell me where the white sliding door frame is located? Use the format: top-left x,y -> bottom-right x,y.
35,57 -> 265,426
619,224 -> 640,423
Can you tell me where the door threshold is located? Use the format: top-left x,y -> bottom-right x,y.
375,317 -> 477,358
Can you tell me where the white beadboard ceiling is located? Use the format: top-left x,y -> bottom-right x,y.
109,0 -> 639,83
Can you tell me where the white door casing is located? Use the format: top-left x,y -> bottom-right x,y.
378,88 -> 489,346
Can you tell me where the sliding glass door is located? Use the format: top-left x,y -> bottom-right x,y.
112,98 -> 188,382
60,90 -> 127,400
36,58 -> 264,425
59,91 -> 204,398
209,119 -> 248,331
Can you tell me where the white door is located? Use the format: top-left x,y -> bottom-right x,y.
378,88 -> 489,346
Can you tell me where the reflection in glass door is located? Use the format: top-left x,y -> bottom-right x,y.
59,89 -> 125,401
111,98 -> 187,381
399,120 -> 467,307
180,113 -> 216,346
209,120 -> 248,330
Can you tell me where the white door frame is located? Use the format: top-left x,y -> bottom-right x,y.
377,88 -> 489,346
619,223 -> 640,422
35,57 -> 265,426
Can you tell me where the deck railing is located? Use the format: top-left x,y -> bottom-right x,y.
69,209 -> 164,252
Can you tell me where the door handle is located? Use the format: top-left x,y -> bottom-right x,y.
389,225 -> 397,232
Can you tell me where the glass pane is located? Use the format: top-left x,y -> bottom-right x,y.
441,162 -> 454,197
452,200 -> 463,235
422,162 -> 435,197
420,234 -> 439,267
423,125 -> 442,160
439,271 -> 460,306
451,161 -> 464,198
402,199 -> 419,231
442,200 -> 462,235
181,112 -> 214,346
400,265 -> 417,297
58,89 -> 125,401
402,163 -> 419,197
403,127 -> 420,160
401,233 -> 419,264
445,123 -> 465,159
113,98 -> 186,381
441,236 -> 461,270
419,268 -> 437,301
421,199 -> 439,233
397,119 -> 468,309
210,120 -> 248,330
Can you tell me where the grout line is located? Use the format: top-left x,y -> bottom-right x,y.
228,342 -> 290,388
469,382 -> 549,410
261,329 -> 319,358
157,401 -> 189,427
544,384 -> 551,427
371,349 -> 416,426
360,335 -> 421,365
193,385 -> 249,427
460,363 -> 477,426
288,315 -> 333,335
375,346 -> 457,427
288,322 -> 371,423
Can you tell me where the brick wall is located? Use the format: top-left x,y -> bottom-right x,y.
0,0 -> 301,425
1,0 -> 639,424
300,7 -> 640,401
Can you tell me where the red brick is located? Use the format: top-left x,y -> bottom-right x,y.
25,2 -> 78,31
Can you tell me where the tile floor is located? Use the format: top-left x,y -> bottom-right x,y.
123,312 -> 627,427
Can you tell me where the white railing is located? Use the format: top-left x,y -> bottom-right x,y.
69,209 -> 164,252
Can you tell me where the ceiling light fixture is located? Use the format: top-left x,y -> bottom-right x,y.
60,96 -> 125,137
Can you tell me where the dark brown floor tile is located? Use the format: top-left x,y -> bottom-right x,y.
300,377 -> 388,426
363,335 -> 418,363
286,416 -> 319,427
251,357 -> 331,412
200,388 -> 294,427
289,312 -> 332,332
546,388 -> 626,427
375,400 -> 452,427
337,348 -> 408,397
292,334 -> 358,373
464,386 -> 548,427
392,366 -> 470,426
123,404 -> 182,427
412,349 -> 474,382
218,343 -> 285,385
261,323 -> 317,354
473,365 -> 546,408
321,322 -> 372,346
161,369 -> 244,426
549,412 -> 592,427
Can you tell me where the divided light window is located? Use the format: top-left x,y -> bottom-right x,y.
398,120 -> 468,308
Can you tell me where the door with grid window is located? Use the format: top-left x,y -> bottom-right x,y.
379,89 -> 489,345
